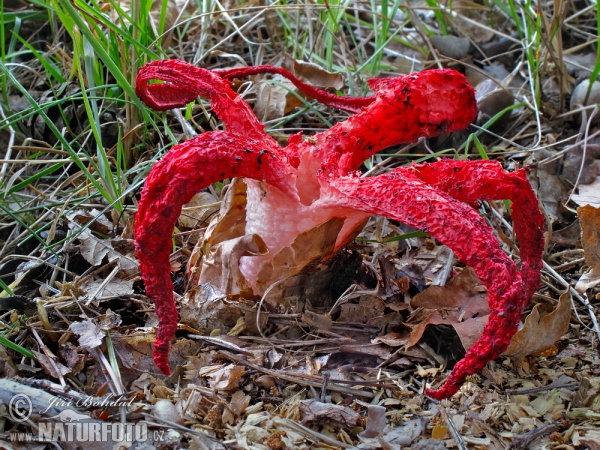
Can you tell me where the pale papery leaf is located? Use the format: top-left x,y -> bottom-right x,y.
254,77 -> 292,122
572,176 -> 600,208
70,320 -> 104,350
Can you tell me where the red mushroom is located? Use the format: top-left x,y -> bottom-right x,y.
134,60 -> 544,399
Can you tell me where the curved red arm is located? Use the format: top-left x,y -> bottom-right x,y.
324,171 -> 527,399
410,160 -> 544,303
136,60 -> 278,146
134,132 -> 297,374
308,69 -> 478,176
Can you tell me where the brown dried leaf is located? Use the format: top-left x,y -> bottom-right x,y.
575,205 -> 600,292
504,291 -> 571,357
72,209 -> 113,235
338,295 -> 386,323
114,333 -> 202,382
200,179 -> 248,251
534,169 -> 572,223
0,344 -> 18,378
373,331 -> 410,347
407,267 -> 490,350
282,54 -> 344,90
302,310 -> 333,332
59,343 -> 85,376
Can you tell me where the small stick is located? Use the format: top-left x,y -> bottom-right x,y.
438,405 -> 467,450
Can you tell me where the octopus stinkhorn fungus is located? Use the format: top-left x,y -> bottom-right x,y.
134,59 -> 544,400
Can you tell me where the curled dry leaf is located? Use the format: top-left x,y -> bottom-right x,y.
254,76 -> 294,122
59,342 -> 85,376
503,290 -> 571,358
408,270 -> 571,360
179,283 -> 242,333
575,205 -> 600,292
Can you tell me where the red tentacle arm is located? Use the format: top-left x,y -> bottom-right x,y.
323,171 -> 525,399
310,69 -> 477,176
216,65 -> 374,113
136,60 -> 277,146
134,132 -> 298,375
409,160 -> 545,302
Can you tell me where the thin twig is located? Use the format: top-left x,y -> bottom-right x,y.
438,405 -> 467,450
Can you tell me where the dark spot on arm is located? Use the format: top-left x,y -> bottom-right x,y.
257,149 -> 269,165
